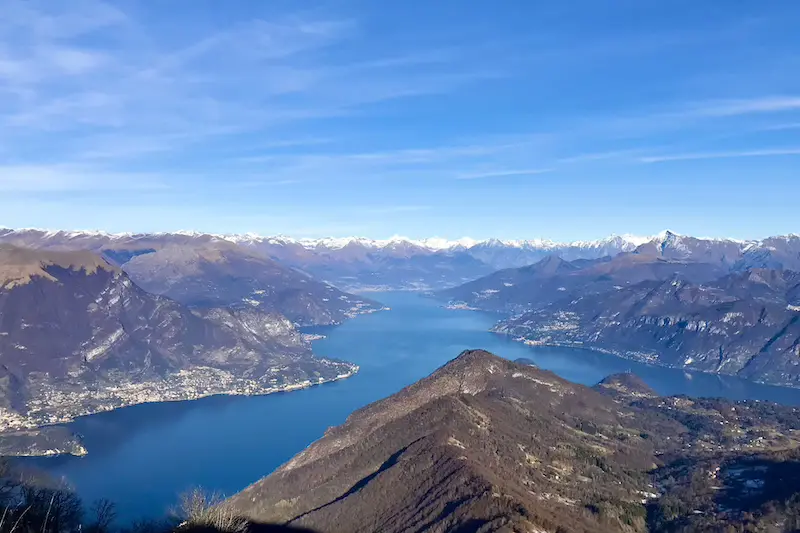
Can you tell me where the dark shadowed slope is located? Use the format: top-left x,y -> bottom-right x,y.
228,350 -> 800,533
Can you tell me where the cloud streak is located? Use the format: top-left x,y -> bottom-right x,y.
0,2 -> 505,172
640,147 -> 800,163
455,168 -> 554,180
688,97 -> 800,118
0,164 -> 168,192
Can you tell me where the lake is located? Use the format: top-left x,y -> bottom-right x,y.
32,291 -> 800,522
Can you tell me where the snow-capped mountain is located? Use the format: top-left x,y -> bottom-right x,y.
0,226 -> 650,253
232,233 -> 650,255
1,227 -> 798,290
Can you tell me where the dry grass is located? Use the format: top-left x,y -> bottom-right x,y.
175,489 -> 248,533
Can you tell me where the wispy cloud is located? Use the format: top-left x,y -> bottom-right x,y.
556,149 -> 647,164
2,1 -> 799,238
640,147 -> 800,163
759,122 -> 800,131
0,164 -> 167,192
455,168 -> 553,180
0,0 -> 527,209
360,205 -> 431,214
0,2 -> 504,172
686,96 -> 800,118
563,95 -> 800,143
225,137 -> 551,186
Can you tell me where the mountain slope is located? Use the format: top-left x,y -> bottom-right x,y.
735,234 -> 800,271
118,243 -> 380,326
496,270 -> 800,387
439,252 -> 728,314
634,230 -> 745,265
0,246 -> 355,452
0,230 -> 381,323
228,351 -> 800,533
245,238 -> 494,291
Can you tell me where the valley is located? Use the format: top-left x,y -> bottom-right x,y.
3,227 -> 800,459
3,227 -> 800,528
17,292 -> 800,522
2,4 -> 798,531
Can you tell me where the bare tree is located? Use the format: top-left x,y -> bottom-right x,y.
85,500 -> 116,533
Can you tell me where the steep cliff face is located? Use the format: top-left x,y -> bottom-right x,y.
496,271 -> 800,387
228,351 -> 800,533
0,246 -> 355,446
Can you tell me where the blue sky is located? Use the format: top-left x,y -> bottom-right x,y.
1,0 -> 799,241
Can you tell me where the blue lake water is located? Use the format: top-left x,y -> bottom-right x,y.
33,291 -> 800,522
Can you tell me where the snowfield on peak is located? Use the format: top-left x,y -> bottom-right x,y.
0,226 -> 771,254
233,233 -> 656,252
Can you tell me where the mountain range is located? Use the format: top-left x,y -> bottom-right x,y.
492,268 -> 800,387
0,245 -> 360,456
440,236 -> 800,388
3,227 -> 800,290
0,228 -> 649,291
0,228 -> 381,324
4,225 -> 800,456
227,350 -> 800,533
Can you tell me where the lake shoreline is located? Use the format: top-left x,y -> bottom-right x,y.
20,292 -> 800,522
1,364 -> 359,458
503,333 -> 800,391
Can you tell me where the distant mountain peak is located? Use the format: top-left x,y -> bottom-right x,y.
6,226 -> 800,291
655,229 -> 679,240
0,226 -> 657,253
522,253 -> 577,275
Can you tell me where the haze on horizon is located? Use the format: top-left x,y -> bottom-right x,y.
1,1 -> 799,241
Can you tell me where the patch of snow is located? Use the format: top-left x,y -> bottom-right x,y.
84,328 -> 126,361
